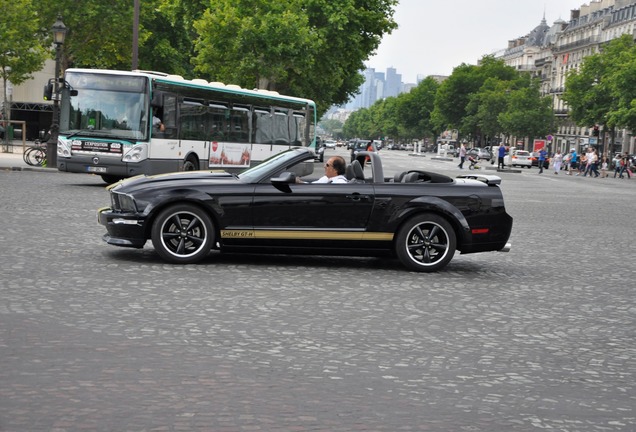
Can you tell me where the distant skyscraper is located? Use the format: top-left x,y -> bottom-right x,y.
384,67 -> 401,98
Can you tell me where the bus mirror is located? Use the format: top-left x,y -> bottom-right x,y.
70,89 -> 78,96
151,91 -> 164,108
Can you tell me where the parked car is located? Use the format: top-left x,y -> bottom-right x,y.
98,148 -> 513,272
505,149 -> 532,168
466,147 -> 492,161
530,151 -> 550,168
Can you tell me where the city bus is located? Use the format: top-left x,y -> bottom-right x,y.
55,69 -> 317,183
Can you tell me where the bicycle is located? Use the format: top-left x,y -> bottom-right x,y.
23,132 -> 50,167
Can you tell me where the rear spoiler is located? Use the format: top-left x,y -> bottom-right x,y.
456,174 -> 502,186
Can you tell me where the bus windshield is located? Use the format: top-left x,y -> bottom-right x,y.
62,72 -> 149,140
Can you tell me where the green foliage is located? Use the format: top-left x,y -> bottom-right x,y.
192,0 -> 398,115
498,75 -> 553,140
344,56 -> 552,145
564,34 -> 636,133
397,77 -> 439,139
319,118 -> 344,138
0,0 -> 48,86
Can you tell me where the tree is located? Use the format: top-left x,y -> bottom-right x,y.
397,77 -> 439,140
1,0 -> 48,147
498,75 -> 553,143
192,0 -> 398,115
432,56 -> 517,138
319,118 -> 344,138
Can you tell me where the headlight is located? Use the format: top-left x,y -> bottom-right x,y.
111,191 -> 138,212
57,139 -> 72,157
123,144 -> 148,162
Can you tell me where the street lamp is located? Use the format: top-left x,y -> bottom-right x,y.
48,16 -> 67,168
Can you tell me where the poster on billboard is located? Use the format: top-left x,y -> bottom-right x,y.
533,139 -> 546,152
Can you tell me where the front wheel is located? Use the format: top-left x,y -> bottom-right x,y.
151,204 -> 215,264
183,156 -> 199,171
395,213 -> 456,272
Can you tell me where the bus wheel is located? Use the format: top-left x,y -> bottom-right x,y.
183,156 -> 198,171
100,174 -> 124,184
151,204 -> 214,264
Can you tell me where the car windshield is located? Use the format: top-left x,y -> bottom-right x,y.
238,149 -> 306,183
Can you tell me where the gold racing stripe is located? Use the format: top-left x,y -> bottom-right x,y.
221,230 -> 393,241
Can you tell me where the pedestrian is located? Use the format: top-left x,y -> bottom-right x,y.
538,147 -> 547,174
567,148 -> 578,175
552,150 -> 563,174
584,148 -> 599,177
458,143 -> 466,169
600,156 -> 608,178
613,153 -> 622,178
497,145 -> 506,169
618,152 -> 632,179
577,150 -> 587,176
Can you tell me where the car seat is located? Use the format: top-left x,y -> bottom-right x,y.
346,160 -> 365,183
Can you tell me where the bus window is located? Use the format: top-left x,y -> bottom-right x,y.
291,112 -> 306,146
206,103 -> 228,141
162,95 -> 178,139
273,109 -> 290,145
254,107 -> 273,144
229,106 -> 249,143
180,100 -> 206,140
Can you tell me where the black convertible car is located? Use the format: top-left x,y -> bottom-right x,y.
98,148 -> 512,272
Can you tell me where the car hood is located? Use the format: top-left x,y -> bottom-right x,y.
108,170 -> 240,194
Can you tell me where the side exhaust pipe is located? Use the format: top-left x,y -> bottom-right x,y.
498,242 -> 512,253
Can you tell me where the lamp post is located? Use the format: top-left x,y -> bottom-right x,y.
48,16 -> 67,168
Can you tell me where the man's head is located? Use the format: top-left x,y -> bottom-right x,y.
325,156 -> 346,176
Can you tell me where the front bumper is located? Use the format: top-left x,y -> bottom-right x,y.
97,207 -> 147,248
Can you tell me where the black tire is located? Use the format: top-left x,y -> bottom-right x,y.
25,147 -> 46,166
151,204 -> 214,264
395,213 -> 456,272
183,156 -> 198,171
100,175 -> 124,184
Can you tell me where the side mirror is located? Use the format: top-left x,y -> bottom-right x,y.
151,91 -> 164,109
271,172 -> 295,193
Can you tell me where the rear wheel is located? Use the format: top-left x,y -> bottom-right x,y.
151,204 -> 214,264
395,213 -> 456,272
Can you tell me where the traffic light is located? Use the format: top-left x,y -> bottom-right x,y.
593,125 -> 599,137
43,82 -> 53,101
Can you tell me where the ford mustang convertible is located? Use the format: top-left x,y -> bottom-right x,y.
98,148 -> 512,272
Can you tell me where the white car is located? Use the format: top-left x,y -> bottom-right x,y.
506,150 -> 532,168
324,140 -> 337,149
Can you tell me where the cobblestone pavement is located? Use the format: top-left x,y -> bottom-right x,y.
1,155 -> 635,431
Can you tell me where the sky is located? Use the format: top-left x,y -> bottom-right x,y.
367,0 -> 588,83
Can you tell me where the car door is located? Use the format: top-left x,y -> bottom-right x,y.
247,181 -> 375,246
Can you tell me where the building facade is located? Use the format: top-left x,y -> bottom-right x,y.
495,0 -> 636,155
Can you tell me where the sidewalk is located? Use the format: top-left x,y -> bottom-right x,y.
0,143 -> 57,172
